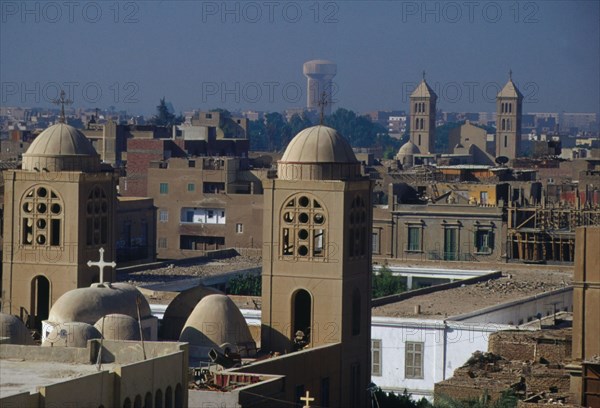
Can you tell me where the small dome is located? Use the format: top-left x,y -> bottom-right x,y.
396,140 -> 420,159
0,313 -> 34,345
94,314 -> 140,341
42,322 -> 101,347
48,283 -> 152,325
281,125 -> 357,164
22,123 -> 101,172
278,126 -> 361,181
180,294 -> 255,357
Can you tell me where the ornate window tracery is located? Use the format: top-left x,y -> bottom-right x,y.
21,186 -> 63,247
281,194 -> 327,260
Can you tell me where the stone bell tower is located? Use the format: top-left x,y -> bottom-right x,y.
410,72 -> 437,154
1,117 -> 117,327
261,125 -> 373,407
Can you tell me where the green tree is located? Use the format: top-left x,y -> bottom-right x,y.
227,273 -> 261,296
249,118 -> 268,151
149,97 -> 184,126
372,388 -> 432,408
434,390 -> 517,408
288,112 -> 313,137
372,266 -> 406,298
264,112 -> 290,151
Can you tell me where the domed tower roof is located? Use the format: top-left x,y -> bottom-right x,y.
180,294 -> 256,357
94,314 -> 141,341
48,283 -> 152,325
22,123 -> 101,172
396,140 -> 421,158
278,125 -> 361,181
42,322 -> 101,347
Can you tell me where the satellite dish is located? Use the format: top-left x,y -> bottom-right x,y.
495,156 -> 509,165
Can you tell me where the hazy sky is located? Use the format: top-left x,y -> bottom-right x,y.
1,1 -> 598,116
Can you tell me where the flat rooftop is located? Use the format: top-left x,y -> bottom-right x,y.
0,359 -> 115,398
372,268 -> 572,319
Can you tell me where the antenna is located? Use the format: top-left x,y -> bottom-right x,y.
52,90 -> 73,123
422,69 -> 426,81
317,91 -> 329,125
509,69 -> 513,80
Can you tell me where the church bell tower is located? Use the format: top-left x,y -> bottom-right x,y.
262,125 -> 372,407
1,112 -> 117,328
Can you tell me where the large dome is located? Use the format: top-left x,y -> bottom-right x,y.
396,140 -> 420,157
281,125 -> 357,164
22,123 -> 100,172
48,283 -> 152,325
278,125 -> 361,181
180,294 -> 256,358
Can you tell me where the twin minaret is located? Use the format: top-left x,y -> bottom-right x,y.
408,72 -> 523,159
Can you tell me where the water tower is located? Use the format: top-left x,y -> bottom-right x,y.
303,60 -> 337,115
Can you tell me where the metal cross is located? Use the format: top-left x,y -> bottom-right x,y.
318,91 -> 329,125
509,69 -> 513,80
87,247 -> 116,284
52,90 -> 73,123
422,69 -> 426,81
300,390 -> 314,407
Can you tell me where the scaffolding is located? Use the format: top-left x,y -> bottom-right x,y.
508,202 -> 600,263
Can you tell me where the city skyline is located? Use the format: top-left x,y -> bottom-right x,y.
1,1 -> 599,115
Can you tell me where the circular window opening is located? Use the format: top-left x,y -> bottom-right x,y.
314,213 -> 325,224
36,219 -> 46,229
51,203 -> 61,214
37,187 -> 47,198
298,245 -> 308,256
299,196 -> 310,207
36,234 -> 46,245
37,203 -> 47,213
299,213 -> 309,223
283,212 -> 294,223
298,229 -> 309,240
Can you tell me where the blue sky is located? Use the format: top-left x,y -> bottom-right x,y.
1,1 -> 598,116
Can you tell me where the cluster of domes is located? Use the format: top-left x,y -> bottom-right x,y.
22,123 -> 101,172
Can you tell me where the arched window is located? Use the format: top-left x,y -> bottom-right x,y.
174,384 -> 183,408
21,186 -> 63,247
292,289 -> 312,345
155,389 -> 163,408
418,134 -> 421,146
414,103 -> 418,113
86,186 -> 109,246
501,119 -> 506,131
352,289 -> 361,336
281,194 -> 327,260
348,195 -> 368,258
420,118 -> 424,130
133,395 -> 142,408
123,398 -> 132,408
507,119 -> 511,130
509,103 -> 512,113
144,392 -> 152,408
165,387 -> 173,408
31,275 -> 50,327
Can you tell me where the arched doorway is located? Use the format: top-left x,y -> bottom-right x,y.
31,275 -> 50,329
292,289 -> 312,347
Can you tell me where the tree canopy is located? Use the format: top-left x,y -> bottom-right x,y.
148,97 -> 184,126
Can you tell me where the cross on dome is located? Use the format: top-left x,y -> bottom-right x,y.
87,247 -> 116,284
318,91 -> 329,125
52,90 -> 73,124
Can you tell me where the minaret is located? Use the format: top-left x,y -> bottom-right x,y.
262,125 -> 372,407
409,71 -> 437,154
496,70 -> 523,159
